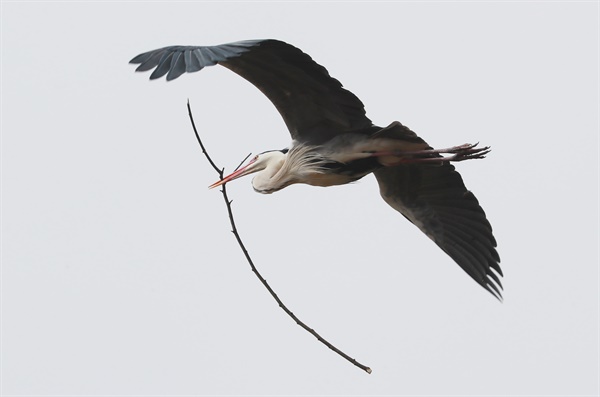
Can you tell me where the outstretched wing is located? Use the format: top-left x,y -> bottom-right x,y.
374,162 -> 503,299
130,39 -> 373,144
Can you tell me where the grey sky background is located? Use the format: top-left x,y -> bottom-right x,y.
2,1 -> 598,396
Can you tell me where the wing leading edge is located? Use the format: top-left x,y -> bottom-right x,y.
130,39 -> 373,144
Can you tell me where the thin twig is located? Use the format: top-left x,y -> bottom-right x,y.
186,101 -> 372,374
234,153 -> 253,172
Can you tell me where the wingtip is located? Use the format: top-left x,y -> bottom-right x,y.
486,279 -> 504,302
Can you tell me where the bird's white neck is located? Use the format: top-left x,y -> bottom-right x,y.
251,145 -> 329,194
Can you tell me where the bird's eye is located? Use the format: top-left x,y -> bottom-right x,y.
254,155 -> 259,161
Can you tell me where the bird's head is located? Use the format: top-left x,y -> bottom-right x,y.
209,149 -> 289,193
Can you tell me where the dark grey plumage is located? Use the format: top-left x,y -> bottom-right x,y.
130,40 -> 372,144
375,163 -> 502,298
130,39 -> 502,299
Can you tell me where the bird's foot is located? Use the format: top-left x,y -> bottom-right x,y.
374,143 -> 491,165
441,143 -> 491,162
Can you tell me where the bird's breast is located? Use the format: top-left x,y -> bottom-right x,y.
302,158 -> 380,187
303,172 -> 360,187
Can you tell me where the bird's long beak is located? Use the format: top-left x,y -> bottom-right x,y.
209,156 -> 258,189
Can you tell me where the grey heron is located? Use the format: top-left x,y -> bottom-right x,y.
130,39 -> 502,299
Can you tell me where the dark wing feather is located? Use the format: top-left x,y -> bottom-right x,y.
130,41 -> 259,77
129,39 -> 373,144
374,162 -> 502,299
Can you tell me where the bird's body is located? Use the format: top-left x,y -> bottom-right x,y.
232,121 -> 434,193
131,39 -> 503,299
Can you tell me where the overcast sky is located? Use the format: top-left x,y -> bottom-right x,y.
2,1 -> 598,396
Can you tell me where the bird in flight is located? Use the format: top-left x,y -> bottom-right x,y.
130,39 -> 502,299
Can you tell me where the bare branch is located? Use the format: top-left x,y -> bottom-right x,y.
186,101 -> 372,374
187,99 -> 221,176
